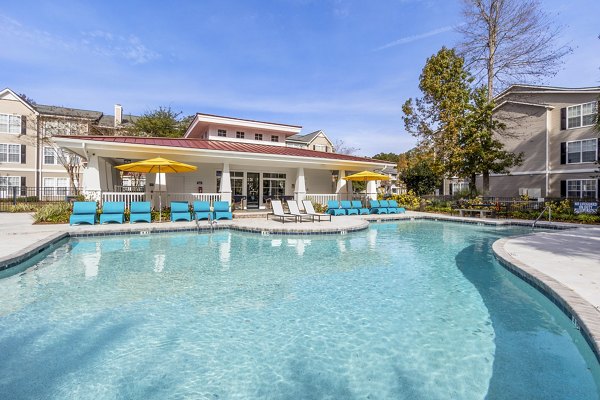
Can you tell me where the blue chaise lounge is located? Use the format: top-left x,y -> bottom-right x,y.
327,200 -> 345,216
100,201 -> 125,224
369,200 -> 388,214
341,200 -> 358,215
193,201 -> 213,220
351,200 -> 370,215
69,201 -> 97,225
170,201 -> 191,222
213,201 -> 232,220
130,201 -> 152,223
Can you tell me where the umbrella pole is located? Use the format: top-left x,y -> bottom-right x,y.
158,166 -> 162,222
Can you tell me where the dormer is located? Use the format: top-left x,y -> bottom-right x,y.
184,113 -> 302,146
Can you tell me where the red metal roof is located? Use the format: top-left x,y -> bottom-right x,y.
57,136 -> 389,164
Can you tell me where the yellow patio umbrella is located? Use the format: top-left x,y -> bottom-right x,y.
115,157 -> 197,221
343,170 -> 390,205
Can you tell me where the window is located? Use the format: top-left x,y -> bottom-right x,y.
263,173 -> 286,199
0,114 -> 21,134
43,177 -> 69,196
217,129 -> 227,137
0,176 -> 21,197
44,147 -> 59,164
567,179 -> 597,198
236,131 -> 245,139
567,102 -> 598,129
314,144 -> 327,152
216,171 -> 243,195
271,135 -> 279,142
567,139 -> 597,164
255,133 -> 263,141
0,144 -> 21,163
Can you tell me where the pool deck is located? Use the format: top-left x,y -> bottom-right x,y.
1,211 -> 599,359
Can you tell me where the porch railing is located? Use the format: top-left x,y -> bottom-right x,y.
101,192 -> 146,208
166,192 -> 222,204
305,193 -> 340,205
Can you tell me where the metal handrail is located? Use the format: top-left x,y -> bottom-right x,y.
532,206 -> 551,228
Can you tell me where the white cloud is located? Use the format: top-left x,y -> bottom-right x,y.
374,24 -> 464,51
0,14 -> 159,65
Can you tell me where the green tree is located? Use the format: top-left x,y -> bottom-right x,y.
401,159 -> 440,196
131,106 -> 188,137
403,47 -> 522,194
372,152 -> 399,163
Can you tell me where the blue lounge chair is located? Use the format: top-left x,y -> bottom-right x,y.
327,200 -> 345,216
213,201 -> 232,220
100,201 -> 125,224
170,201 -> 191,222
380,200 -> 396,214
341,200 -> 358,215
69,201 -> 97,225
369,200 -> 388,214
351,200 -> 370,215
193,201 -> 212,220
388,200 -> 406,214
130,201 -> 151,223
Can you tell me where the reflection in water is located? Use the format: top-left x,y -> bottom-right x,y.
271,239 -> 282,247
337,240 -> 346,253
367,228 -> 378,249
219,233 -> 232,269
154,254 -> 165,273
286,239 -> 312,257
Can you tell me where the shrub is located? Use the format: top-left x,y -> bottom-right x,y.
313,203 -> 327,213
8,203 -> 39,213
391,190 -> 422,210
34,202 -> 72,224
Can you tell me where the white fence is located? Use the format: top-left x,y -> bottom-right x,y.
166,193 -> 222,204
305,193 -> 340,205
101,192 -> 146,208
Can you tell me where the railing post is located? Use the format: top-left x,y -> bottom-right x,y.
12,186 -> 17,205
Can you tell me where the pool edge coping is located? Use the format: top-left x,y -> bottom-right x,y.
492,237 -> 600,364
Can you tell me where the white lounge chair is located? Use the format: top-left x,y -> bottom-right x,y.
287,200 -> 314,222
267,200 -> 297,223
302,200 -> 332,222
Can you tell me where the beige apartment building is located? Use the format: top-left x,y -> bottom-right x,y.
0,88 -> 135,198
447,85 -> 599,199
490,85 -> 599,199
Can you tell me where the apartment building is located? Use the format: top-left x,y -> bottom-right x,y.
286,130 -> 334,152
0,88 -> 134,197
488,85 -> 599,199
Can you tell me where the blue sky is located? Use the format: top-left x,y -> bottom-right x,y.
1,0 -> 599,157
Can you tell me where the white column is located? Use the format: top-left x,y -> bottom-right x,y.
367,180 -> 377,200
82,155 -> 102,201
335,170 -> 346,200
219,163 -> 232,203
294,167 -> 307,203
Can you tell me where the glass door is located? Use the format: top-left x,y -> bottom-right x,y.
246,172 -> 260,209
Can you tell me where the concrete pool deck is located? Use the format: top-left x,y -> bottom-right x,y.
1,211 -> 599,359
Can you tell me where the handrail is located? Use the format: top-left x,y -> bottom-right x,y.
532,206 -> 551,228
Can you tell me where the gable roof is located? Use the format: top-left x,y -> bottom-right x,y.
97,114 -> 140,127
287,130 -> 323,143
495,84 -> 600,101
54,135 -> 391,164
0,88 -> 39,114
34,104 -> 103,120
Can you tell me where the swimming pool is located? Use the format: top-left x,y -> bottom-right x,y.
0,221 -> 598,399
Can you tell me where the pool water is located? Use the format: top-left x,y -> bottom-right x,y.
0,221 -> 598,399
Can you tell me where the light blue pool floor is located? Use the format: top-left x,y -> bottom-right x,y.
0,221 -> 598,399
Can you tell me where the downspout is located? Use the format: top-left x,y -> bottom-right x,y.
545,107 -> 550,197
35,116 -> 40,197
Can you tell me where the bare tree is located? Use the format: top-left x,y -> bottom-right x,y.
457,0 -> 572,100
333,139 -> 360,155
43,138 -> 82,194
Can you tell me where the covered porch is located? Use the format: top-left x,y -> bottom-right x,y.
53,135 -> 391,210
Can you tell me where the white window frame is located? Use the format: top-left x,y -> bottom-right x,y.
236,131 -> 245,139
255,133 -> 263,141
567,101 -> 598,129
566,139 -> 597,164
0,143 -> 21,163
43,177 -> 69,196
43,146 -> 59,165
567,179 -> 597,199
270,135 -> 279,142
314,144 -> 327,152
0,176 -> 21,198
0,114 -> 22,134
217,129 -> 227,137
